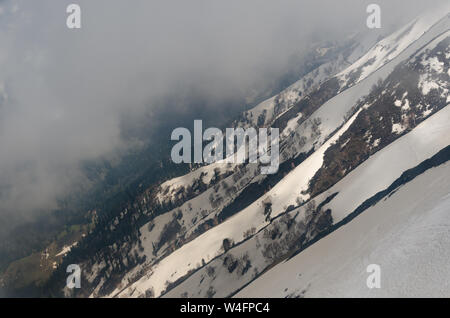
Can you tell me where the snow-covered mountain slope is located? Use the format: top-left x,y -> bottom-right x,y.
163,103 -> 450,298
237,157 -> 450,298
313,104 -> 450,225
288,10 -> 449,152
121,26 -> 448,300
116,108 -> 361,298
160,9 -> 450,295
156,162 -> 236,205
337,5 -> 450,89
58,5 -> 450,299
238,56 -> 346,128
80,32 -> 372,299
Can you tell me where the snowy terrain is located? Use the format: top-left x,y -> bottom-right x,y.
316,104 -> 450,224
237,160 -> 450,298
74,5 -> 450,298
164,104 -> 450,298
337,5 -> 450,88
116,108 -> 362,298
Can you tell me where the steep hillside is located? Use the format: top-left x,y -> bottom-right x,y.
42,6 -> 450,298
237,150 -> 450,298
162,11 -> 450,298
165,105 -> 450,298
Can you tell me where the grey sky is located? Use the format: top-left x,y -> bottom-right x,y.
0,0 -> 446,228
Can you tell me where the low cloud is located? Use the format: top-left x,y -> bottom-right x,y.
0,0 -> 446,231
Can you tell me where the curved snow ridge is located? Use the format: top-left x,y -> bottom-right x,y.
237,159 -> 450,298
337,5 -> 450,87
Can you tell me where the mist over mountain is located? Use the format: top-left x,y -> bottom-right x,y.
0,0 -> 441,230
0,0 -> 449,298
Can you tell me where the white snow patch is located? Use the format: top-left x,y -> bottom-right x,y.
55,242 -> 78,257
419,75 -> 440,95
421,56 -> 444,73
402,99 -> 410,111
372,138 -> 380,148
392,123 -> 406,134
